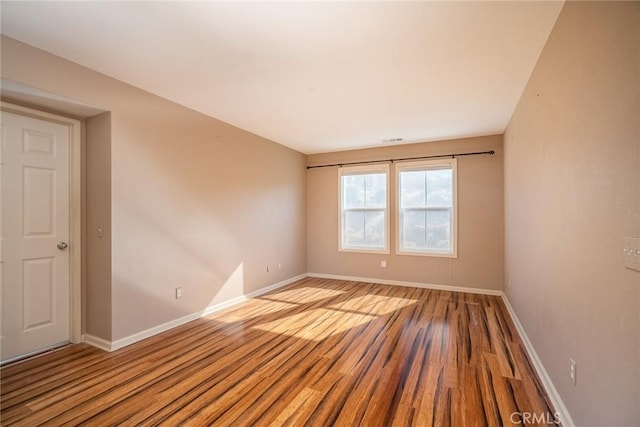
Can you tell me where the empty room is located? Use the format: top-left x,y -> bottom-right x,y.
0,1 -> 638,426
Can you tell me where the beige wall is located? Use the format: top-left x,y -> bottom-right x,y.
85,113 -> 112,339
307,135 -> 504,290
504,2 -> 640,425
1,36 -> 307,341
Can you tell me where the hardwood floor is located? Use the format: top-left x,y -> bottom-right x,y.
0,278 -> 557,426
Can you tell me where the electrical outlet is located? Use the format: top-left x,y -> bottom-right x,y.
278,263 -> 282,270
380,260 -> 387,268
176,287 -> 183,299
569,359 -> 577,386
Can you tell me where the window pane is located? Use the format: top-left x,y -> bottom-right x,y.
426,168 -> 452,207
398,162 -> 455,255
364,210 -> 385,247
401,210 -> 426,249
364,173 -> 386,208
344,210 -> 365,247
343,175 -> 365,209
426,209 -> 451,251
340,167 -> 388,252
400,171 -> 426,208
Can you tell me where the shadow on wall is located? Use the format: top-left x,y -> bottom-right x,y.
108,113 -> 305,340
110,267 -> 247,341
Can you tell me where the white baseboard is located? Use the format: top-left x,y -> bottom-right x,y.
84,273 -> 308,352
83,334 -> 111,352
109,309 -> 211,351
501,294 -> 575,427
199,273 -> 308,318
307,272 -> 503,296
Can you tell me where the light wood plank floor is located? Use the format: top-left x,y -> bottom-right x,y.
1,278 -> 557,426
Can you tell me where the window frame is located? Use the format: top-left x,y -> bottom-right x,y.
338,163 -> 390,254
396,158 -> 458,258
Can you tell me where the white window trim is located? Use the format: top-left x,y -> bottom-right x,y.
396,158 -> 458,258
338,163 -> 390,254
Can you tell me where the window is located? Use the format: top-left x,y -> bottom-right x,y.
339,164 -> 389,253
397,159 -> 457,257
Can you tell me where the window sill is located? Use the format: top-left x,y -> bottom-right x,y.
339,247 -> 390,255
395,249 -> 457,258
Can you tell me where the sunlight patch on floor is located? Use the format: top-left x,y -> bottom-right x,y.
214,299 -> 298,323
261,287 -> 346,304
254,308 -> 377,341
329,295 -> 418,316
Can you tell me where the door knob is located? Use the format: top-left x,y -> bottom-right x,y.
57,242 -> 68,250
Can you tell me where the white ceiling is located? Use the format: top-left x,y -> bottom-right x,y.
1,1 -> 563,154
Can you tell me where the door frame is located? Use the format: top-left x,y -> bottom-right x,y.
1,102 -> 82,344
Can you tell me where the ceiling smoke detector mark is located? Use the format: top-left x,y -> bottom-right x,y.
382,138 -> 403,144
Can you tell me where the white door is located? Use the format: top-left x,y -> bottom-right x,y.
1,111 -> 70,362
